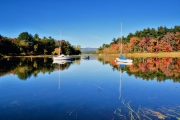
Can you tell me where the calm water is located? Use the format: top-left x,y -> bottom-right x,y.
0,56 -> 180,120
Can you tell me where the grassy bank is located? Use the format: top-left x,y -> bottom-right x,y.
2,55 -> 81,59
2,55 -> 53,58
97,52 -> 180,58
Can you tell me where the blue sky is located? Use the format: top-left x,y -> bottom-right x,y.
0,0 -> 180,48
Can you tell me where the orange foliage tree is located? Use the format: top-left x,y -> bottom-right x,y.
129,37 -> 140,52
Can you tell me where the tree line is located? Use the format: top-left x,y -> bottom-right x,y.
97,25 -> 180,54
0,32 -> 81,57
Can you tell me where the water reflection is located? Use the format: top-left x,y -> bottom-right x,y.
106,57 -> 180,120
98,56 -> 180,82
1,56 -> 180,82
0,57 -> 80,80
53,59 -> 73,90
0,56 -> 180,119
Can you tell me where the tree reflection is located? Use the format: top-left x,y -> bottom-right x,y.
98,56 -> 180,82
0,57 -> 74,80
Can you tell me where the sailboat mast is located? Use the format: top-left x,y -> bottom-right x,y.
59,29 -> 61,55
120,22 -> 122,55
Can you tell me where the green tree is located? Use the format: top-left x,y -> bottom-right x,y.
34,33 -> 40,41
46,37 -> 55,54
17,32 -> 34,43
16,32 -> 34,54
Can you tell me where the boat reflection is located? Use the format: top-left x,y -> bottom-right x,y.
53,59 -> 73,64
116,62 -> 132,65
118,62 -> 133,100
53,59 -> 74,90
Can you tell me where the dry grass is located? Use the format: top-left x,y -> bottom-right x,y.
125,52 -> 180,58
97,52 -> 180,58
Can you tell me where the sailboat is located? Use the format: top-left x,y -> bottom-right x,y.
53,30 -> 72,60
115,23 -> 133,63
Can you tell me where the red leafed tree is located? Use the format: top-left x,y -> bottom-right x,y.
155,45 -> 160,52
138,38 -> 146,52
138,37 -> 151,52
160,41 -> 173,52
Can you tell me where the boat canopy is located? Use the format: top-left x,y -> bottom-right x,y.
119,55 -> 127,60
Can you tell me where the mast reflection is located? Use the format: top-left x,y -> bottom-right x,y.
53,59 -> 73,90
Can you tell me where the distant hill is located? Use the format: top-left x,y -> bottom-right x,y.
81,48 -> 97,53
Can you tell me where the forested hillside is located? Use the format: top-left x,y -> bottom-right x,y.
97,26 -> 180,54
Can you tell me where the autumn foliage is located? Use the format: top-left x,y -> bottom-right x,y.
97,26 -> 180,54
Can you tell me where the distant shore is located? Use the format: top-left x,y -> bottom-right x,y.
97,52 -> 180,58
2,52 -> 180,58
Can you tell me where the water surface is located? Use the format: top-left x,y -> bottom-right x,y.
0,56 -> 180,119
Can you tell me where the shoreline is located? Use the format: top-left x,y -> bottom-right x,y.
97,52 -> 180,58
2,52 -> 180,58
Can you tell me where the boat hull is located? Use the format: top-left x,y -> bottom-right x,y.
53,57 -> 72,60
115,58 -> 133,63
53,54 -> 72,60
